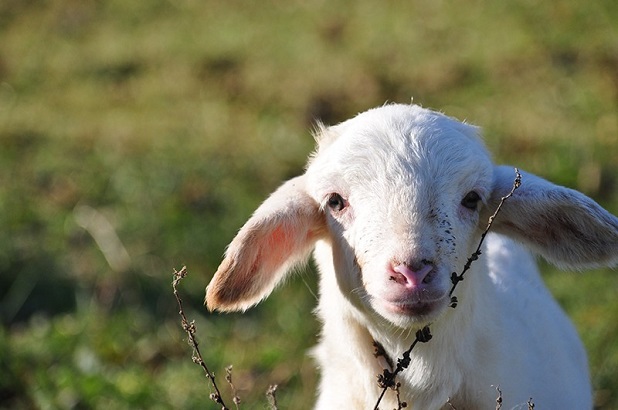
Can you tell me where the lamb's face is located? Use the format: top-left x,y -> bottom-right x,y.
307,105 -> 494,328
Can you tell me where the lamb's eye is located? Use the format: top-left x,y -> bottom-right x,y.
327,193 -> 346,212
461,191 -> 481,210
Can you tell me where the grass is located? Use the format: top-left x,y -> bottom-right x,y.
0,0 -> 617,408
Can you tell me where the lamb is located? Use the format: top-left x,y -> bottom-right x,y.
205,103 -> 618,409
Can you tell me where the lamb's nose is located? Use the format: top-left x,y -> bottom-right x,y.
390,261 -> 434,288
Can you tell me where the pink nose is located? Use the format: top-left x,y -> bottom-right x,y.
390,262 -> 434,288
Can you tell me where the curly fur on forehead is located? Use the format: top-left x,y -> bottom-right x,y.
312,104 -> 482,153
309,104 -> 491,197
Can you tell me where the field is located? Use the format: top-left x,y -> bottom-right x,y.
1,1 -> 617,408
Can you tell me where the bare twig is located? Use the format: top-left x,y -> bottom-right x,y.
374,326 -> 432,409
527,398 -> 535,409
393,382 -> 407,409
495,386 -> 503,410
266,385 -> 279,410
373,168 -> 522,410
449,168 -> 522,300
225,366 -> 241,409
172,266 -> 230,410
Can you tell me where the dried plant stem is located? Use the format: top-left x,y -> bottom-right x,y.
225,366 -> 241,409
172,266 -> 230,410
266,385 -> 279,410
495,386 -> 503,410
449,168 -> 522,300
374,327 -> 431,410
373,168 -> 522,410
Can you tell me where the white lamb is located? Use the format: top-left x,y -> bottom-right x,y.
206,103 -> 618,409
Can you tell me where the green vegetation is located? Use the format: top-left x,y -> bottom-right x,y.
0,1 -> 616,408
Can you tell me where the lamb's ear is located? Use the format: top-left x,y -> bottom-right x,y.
482,165 -> 618,270
205,175 -> 326,312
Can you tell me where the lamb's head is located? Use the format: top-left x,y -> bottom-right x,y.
304,105 -> 493,326
206,103 -> 618,327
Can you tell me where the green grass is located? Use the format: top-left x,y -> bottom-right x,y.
0,1 -> 617,408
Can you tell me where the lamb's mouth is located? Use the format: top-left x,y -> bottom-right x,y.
386,301 -> 437,316
380,296 -> 447,318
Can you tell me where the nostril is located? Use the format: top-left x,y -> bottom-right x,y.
391,261 -> 434,288
419,260 -> 435,284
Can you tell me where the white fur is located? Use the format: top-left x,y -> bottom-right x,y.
206,104 -> 618,409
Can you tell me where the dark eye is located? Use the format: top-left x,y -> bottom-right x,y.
327,193 -> 346,212
461,191 -> 481,210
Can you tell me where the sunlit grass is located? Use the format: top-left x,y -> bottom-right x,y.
0,0 -> 617,408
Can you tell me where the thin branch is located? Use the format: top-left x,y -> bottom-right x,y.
374,326 -> 431,410
172,266 -> 230,410
266,385 -> 279,410
373,168 -> 522,410
225,366 -> 241,409
495,386 -> 503,410
449,168 -> 522,299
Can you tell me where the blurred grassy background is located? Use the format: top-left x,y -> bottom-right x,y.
0,0 -> 617,408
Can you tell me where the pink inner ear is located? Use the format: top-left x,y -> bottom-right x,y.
226,215 -> 320,304
216,225 -> 296,307
207,175 -> 326,311
260,224 -> 295,273
257,218 -> 325,278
